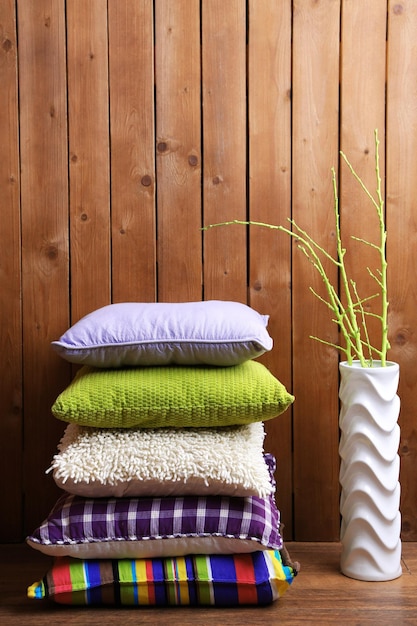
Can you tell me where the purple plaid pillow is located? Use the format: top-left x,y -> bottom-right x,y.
27,455 -> 282,560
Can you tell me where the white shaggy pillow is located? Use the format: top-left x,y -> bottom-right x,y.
48,422 -> 274,498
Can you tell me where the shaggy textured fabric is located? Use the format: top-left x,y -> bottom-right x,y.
49,422 -> 274,498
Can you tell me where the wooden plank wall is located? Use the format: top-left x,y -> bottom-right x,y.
1,0 -> 416,543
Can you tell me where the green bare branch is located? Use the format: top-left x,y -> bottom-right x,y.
203,130 -> 389,367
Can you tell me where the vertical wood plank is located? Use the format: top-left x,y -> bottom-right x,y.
340,0 -> 387,358
292,0 -> 341,540
18,0 -> 70,534
67,0 -> 111,322
386,0 -> 417,541
202,0 -> 247,302
155,0 -> 202,302
109,0 -> 156,303
248,0 -> 294,536
0,0 -> 22,539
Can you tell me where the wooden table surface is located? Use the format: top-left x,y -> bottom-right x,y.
1,542 -> 416,625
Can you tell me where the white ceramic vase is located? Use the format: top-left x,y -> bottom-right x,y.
338,360 -> 402,581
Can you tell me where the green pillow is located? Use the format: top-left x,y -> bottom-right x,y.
51,361 -> 294,428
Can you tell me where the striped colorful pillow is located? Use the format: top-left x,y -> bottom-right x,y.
28,550 -> 296,606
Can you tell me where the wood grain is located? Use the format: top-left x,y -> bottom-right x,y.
18,0 -> 71,534
292,0 -> 341,540
202,0 -> 247,302
340,0 -> 387,357
155,0 -> 202,302
386,0 -> 417,541
67,0 -> 111,322
0,0 -> 22,540
247,0 -> 293,537
109,0 -> 156,302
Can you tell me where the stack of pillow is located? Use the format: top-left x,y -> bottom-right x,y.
26,300 -> 297,607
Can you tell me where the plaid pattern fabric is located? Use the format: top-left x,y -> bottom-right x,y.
28,550 -> 296,606
28,455 -> 281,553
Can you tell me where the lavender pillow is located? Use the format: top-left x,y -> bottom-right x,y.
27,456 -> 282,560
51,301 -> 273,367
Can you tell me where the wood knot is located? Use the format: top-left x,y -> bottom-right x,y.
2,38 -> 12,53
402,519 -> 411,533
393,328 -> 410,346
44,244 -> 58,260
188,154 -> 198,167
393,4 -> 404,15
141,175 -> 152,187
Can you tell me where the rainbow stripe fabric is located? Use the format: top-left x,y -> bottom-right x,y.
28,549 -> 296,606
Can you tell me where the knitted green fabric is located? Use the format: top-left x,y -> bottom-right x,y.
51,361 -> 294,428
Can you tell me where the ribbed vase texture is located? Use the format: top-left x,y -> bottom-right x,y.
339,361 -> 402,581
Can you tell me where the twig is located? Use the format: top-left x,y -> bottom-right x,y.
203,130 -> 388,367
